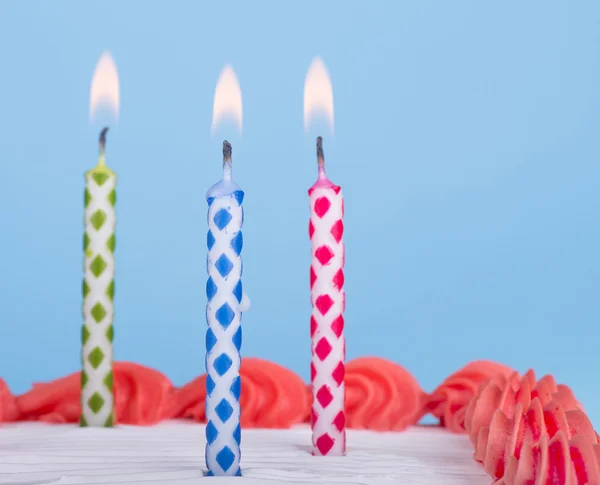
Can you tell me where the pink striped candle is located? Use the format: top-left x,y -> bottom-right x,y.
308,136 -> 346,456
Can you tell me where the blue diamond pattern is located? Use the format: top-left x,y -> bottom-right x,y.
207,196 -> 215,207
206,420 -> 219,445
206,374 -> 215,396
213,352 -> 233,376
213,208 -> 232,231
230,376 -> 241,400
216,445 -> 236,472
216,302 -> 235,329
206,470 -> 214,477
232,326 -> 242,352
207,230 -> 215,250
206,194 -> 243,478
215,398 -> 234,423
230,232 -> 243,256
233,190 -> 244,206
206,328 -> 217,353
215,254 -> 233,278
234,423 -> 241,446
206,277 -> 218,301
233,280 -> 242,303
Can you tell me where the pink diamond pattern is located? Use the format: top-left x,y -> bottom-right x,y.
309,185 -> 345,456
314,337 -> 332,361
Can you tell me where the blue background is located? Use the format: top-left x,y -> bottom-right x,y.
0,1 -> 598,424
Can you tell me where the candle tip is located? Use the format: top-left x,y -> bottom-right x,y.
99,127 -> 109,154
223,140 -> 232,163
316,136 -> 324,167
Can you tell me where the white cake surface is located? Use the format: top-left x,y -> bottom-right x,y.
0,421 -> 490,485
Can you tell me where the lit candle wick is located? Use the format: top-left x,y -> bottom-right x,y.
316,136 -> 327,180
223,139 -> 232,180
98,127 -> 109,168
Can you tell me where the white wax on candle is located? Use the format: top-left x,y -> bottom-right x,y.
82,170 -> 116,427
205,165 -> 249,476
309,178 -> 346,456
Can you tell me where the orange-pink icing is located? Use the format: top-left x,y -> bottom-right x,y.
0,378 -> 19,422
167,358 -> 310,428
461,369 -> 599,484
16,363 -> 173,425
343,357 -> 424,430
419,360 -> 514,432
2,357 -> 597,484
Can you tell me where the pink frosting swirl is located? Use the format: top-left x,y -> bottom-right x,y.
16,362 -> 173,424
5,358 -> 424,430
168,357 -> 310,428
3,356 -> 598,485
344,357 -> 424,431
457,369 -> 598,484
499,431 -> 600,485
420,360 -> 514,432
0,378 -> 19,422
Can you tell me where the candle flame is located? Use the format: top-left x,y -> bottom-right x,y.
89,51 -> 120,122
304,57 -> 334,134
212,65 -> 243,135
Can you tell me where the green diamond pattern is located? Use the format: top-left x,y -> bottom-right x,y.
82,324 -> 90,345
81,176 -> 115,428
106,280 -> 114,301
88,392 -> 105,414
90,255 -> 107,278
104,412 -> 114,427
92,172 -> 110,186
88,346 -> 105,369
90,210 -> 107,231
106,234 -> 115,253
90,302 -> 106,323
104,370 -> 113,391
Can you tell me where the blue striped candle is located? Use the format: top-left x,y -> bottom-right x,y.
205,141 -> 250,477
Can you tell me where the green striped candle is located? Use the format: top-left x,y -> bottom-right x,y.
81,127 -> 116,427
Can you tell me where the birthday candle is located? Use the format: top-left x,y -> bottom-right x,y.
81,127 -> 116,427
309,136 -> 346,456
205,141 -> 250,476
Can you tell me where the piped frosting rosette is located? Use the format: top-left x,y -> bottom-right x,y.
0,379 -> 19,422
167,357 -> 310,427
419,360 -> 514,432
460,370 -> 598,484
343,357 -> 424,430
7,357 -> 424,430
168,357 -> 424,429
4,355 -> 600,485
16,363 -> 173,424
423,363 -> 600,485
